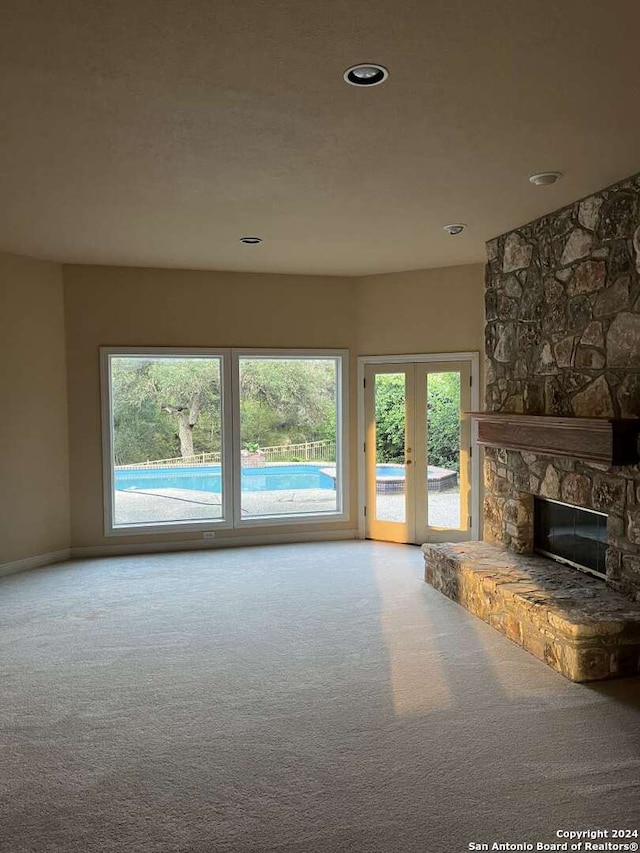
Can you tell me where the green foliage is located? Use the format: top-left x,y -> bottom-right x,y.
112,357 -> 458,470
239,359 -> 336,447
112,357 -> 221,464
111,356 -> 338,465
426,372 -> 461,472
374,375 -> 406,463
374,371 -> 461,471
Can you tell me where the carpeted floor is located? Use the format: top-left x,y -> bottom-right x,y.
1,541 -> 639,853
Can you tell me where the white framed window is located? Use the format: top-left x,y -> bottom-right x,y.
101,347 -> 349,536
101,348 -> 233,535
232,350 -> 349,527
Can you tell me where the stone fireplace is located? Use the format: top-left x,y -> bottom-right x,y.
484,172 -> 640,603
423,173 -> 640,682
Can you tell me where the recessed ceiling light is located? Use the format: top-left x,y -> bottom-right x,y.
443,223 -> 466,236
343,63 -> 389,87
529,171 -> 562,186
239,236 -> 262,245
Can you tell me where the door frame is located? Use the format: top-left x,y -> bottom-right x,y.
356,352 -> 480,541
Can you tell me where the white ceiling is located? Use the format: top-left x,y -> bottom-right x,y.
1,0 -> 639,276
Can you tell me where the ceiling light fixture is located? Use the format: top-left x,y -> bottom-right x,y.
239,236 -> 262,245
343,63 -> 389,87
529,171 -> 562,186
443,223 -> 466,236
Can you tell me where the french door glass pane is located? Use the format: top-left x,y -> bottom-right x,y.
426,371 -> 461,529
110,355 -> 223,527
374,373 -> 406,523
238,357 -> 339,518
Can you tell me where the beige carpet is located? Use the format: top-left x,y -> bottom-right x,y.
1,541 -> 639,853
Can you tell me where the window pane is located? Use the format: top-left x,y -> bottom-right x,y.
110,355 -> 224,527
238,357 -> 339,518
425,371 -> 461,529
374,373 -> 406,523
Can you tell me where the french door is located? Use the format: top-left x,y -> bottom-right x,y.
363,360 -> 472,544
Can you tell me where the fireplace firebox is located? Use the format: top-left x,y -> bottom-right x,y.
534,497 -> 607,580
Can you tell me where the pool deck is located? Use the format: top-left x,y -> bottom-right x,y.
114,487 -> 461,528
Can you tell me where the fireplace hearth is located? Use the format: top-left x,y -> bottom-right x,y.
423,540 -> 640,681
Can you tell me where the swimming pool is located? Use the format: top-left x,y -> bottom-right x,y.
114,462 -> 456,494
115,464 -> 338,493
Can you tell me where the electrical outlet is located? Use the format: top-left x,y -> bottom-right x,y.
203,531 -> 216,541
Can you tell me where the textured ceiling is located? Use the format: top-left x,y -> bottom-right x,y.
0,0 -> 639,275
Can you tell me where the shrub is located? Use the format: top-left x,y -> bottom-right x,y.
374,372 -> 460,471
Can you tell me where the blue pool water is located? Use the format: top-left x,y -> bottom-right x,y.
115,464 -> 404,495
115,464 -> 344,493
375,464 -> 405,478
115,463 -> 406,493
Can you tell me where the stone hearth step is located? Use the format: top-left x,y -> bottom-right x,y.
422,541 -> 640,682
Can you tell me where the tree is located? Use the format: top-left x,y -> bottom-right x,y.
148,358 -> 222,458
145,361 -> 214,457
111,357 -> 221,464
112,359 -> 177,465
239,359 -> 336,449
111,356 -> 339,465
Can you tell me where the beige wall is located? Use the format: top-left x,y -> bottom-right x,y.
0,252 -> 70,565
0,258 -> 484,558
63,265 -> 359,548
356,264 -> 485,355
61,261 -> 484,552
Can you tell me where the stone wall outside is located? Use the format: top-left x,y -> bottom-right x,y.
484,172 -> 640,601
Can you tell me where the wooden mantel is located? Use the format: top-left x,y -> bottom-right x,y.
469,412 -> 640,466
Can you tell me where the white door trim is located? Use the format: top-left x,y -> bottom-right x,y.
357,352 -> 480,541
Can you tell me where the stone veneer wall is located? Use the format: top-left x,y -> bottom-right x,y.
484,172 -> 640,602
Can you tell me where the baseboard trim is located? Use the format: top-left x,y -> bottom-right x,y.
0,548 -> 72,578
0,531 -> 359,576
70,528 -> 358,559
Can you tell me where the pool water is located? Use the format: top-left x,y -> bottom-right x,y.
375,464 -> 405,478
115,464 -> 340,493
113,463 -> 458,495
